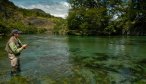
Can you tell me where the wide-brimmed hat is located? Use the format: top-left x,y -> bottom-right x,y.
11,29 -> 22,35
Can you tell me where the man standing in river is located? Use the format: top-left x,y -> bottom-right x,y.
5,29 -> 28,76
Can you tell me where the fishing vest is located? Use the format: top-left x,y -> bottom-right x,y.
5,36 -> 22,55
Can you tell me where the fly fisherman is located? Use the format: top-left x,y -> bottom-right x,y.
5,29 -> 28,76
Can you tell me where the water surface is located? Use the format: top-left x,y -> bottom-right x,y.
0,35 -> 146,84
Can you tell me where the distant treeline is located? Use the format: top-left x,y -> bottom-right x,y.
67,0 -> 146,36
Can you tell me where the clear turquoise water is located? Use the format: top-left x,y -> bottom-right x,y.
0,35 -> 146,84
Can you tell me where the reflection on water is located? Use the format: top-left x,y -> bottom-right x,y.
0,35 -> 146,84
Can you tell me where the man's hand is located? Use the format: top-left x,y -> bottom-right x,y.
22,44 -> 28,49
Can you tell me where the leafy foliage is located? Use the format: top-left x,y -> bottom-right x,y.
67,0 -> 146,35
53,18 -> 68,35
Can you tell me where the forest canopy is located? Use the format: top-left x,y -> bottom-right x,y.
67,0 -> 146,35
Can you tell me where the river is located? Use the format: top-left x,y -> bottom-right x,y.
0,35 -> 146,84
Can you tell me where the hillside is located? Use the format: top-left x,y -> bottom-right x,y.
0,0 -> 67,35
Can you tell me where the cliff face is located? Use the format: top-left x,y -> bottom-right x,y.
0,0 -> 56,34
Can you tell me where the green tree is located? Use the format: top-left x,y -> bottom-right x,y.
68,0 -> 146,35
128,0 -> 146,35
67,0 -> 109,35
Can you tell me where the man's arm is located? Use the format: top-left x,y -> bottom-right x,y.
9,42 -> 23,54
